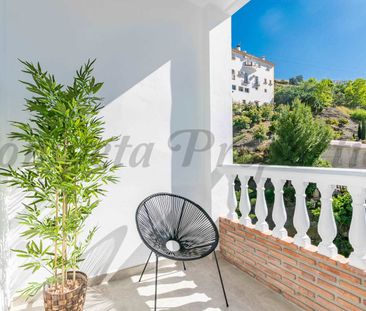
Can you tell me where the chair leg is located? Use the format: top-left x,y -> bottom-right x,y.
139,251 -> 152,282
182,261 -> 186,271
214,251 -> 229,307
154,254 -> 159,311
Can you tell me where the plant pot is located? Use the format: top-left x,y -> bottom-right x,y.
43,271 -> 88,311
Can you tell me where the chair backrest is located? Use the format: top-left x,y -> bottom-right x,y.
136,193 -> 219,260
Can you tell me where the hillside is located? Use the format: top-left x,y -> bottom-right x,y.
233,105 -> 359,164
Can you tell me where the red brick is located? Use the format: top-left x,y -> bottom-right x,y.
283,263 -> 315,281
339,280 -> 366,297
292,293 -> 331,311
298,263 -> 336,282
269,249 -> 297,266
282,293 -> 314,311
245,239 -> 268,253
256,236 -> 283,251
336,297 -> 363,311
318,262 -> 362,284
317,278 -> 360,304
256,276 -> 281,294
275,236 -> 299,250
267,254 -> 281,266
316,296 -> 344,311
256,262 -> 282,280
298,278 -> 334,301
283,248 -> 316,265
266,274 -> 295,295
254,249 -> 269,261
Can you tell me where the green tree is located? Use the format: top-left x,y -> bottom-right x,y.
344,79 -> 366,107
275,78 -> 332,114
314,79 -> 333,107
269,99 -> 333,166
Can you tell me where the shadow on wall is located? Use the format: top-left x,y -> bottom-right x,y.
4,0 -> 232,299
81,226 -> 127,280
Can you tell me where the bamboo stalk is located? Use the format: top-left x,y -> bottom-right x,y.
54,191 -> 59,289
61,193 -> 67,292
73,197 -> 77,285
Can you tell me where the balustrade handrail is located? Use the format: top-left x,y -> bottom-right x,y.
219,163 -> 366,270
220,163 -> 366,188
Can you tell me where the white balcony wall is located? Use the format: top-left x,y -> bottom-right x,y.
0,0 -> 248,304
222,164 -> 366,270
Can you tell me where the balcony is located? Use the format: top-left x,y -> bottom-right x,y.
11,255 -> 299,311
219,164 -> 366,311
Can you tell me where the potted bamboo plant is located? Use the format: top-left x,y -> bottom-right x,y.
1,60 -> 120,310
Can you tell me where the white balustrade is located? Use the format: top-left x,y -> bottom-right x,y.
254,177 -> 269,232
348,187 -> 366,270
292,180 -> 311,247
226,173 -> 238,220
272,179 -> 287,239
238,175 -> 252,226
317,183 -> 337,257
220,164 -> 366,270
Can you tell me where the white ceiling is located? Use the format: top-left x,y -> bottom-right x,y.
187,0 -> 250,16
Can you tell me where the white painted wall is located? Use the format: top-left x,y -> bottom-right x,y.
231,49 -> 274,105
322,140 -> 366,168
1,0 -> 248,305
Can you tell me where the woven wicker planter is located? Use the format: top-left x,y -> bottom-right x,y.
43,271 -> 88,311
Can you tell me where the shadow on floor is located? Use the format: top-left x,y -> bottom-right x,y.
12,255 -> 299,311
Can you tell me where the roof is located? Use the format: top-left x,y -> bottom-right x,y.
232,48 -> 275,67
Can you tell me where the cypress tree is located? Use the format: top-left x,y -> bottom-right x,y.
358,122 -> 362,140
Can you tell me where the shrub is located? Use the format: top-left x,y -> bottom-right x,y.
253,124 -> 268,142
261,104 -> 274,121
325,118 -> 340,126
269,99 -> 333,166
350,108 -> 366,121
338,117 -> 349,126
233,115 -> 251,131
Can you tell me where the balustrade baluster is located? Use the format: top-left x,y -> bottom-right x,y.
272,179 -> 287,239
348,186 -> 366,270
254,177 -> 269,232
292,180 -> 311,247
238,175 -> 251,226
317,184 -> 337,257
227,174 -> 238,220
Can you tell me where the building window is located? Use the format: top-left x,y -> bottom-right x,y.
255,76 -> 259,86
264,78 -> 267,84
269,80 -> 272,85
243,72 -> 249,84
231,69 -> 235,80
242,100 -> 246,104
239,86 -> 244,92
232,85 -> 236,91
255,87 -> 258,90
244,88 -> 249,93
264,89 -> 267,93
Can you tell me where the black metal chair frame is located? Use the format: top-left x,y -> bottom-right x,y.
135,193 -> 229,310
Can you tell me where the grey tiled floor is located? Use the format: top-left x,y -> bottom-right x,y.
12,255 -> 300,311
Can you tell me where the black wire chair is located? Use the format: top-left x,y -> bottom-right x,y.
136,193 -> 228,310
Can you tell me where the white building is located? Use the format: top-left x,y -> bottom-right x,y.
231,45 -> 274,105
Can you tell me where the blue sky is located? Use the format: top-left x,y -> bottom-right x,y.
232,0 -> 366,80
